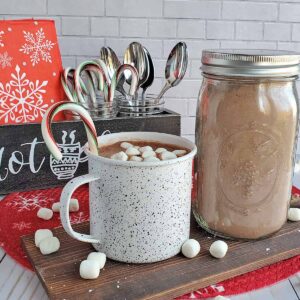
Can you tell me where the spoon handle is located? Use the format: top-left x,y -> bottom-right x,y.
156,82 -> 171,103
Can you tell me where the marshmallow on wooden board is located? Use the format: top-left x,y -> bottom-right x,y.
160,151 -> 177,161
130,156 -> 143,162
173,150 -> 187,157
80,260 -> 100,279
34,229 -> 53,247
87,252 -> 106,269
143,156 -> 160,162
125,147 -> 140,156
209,240 -> 228,258
39,236 -> 60,255
181,239 -> 200,258
142,150 -> 156,159
288,208 -> 300,221
139,146 -> 153,153
155,148 -> 167,154
120,142 -> 133,149
37,208 -> 53,220
111,151 -> 128,161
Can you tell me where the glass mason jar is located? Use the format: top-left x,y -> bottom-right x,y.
193,50 -> 300,240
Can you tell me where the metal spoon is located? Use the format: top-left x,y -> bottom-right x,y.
99,47 -> 121,79
124,42 -> 149,98
99,47 -> 126,96
141,46 -> 154,100
156,42 -> 188,101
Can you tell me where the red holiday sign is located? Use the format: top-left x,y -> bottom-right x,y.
0,19 -> 65,125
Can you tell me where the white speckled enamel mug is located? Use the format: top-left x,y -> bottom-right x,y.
60,132 -> 197,263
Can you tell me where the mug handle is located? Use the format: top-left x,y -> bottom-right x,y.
60,174 -> 101,244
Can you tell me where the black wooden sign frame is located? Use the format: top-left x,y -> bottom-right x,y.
0,110 -> 180,194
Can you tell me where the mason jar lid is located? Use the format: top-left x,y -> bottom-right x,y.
201,50 -> 300,77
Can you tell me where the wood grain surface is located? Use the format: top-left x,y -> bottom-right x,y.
22,220 -> 300,300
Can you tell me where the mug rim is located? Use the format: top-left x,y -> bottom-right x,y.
84,131 -> 197,167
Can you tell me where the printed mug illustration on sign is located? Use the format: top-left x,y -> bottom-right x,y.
50,130 -> 88,180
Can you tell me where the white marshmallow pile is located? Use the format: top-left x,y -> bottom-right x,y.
34,229 -> 60,255
181,238 -> 229,259
209,240 -> 228,259
288,208 -> 300,221
120,142 -> 133,149
111,151 -> 128,161
80,252 -> 106,280
111,142 -> 188,162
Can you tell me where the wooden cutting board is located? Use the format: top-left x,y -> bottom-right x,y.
22,220 -> 300,300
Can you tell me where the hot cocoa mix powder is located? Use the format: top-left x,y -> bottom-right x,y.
194,78 -> 298,239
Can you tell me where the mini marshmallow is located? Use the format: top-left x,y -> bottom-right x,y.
142,150 -> 156,159
52,202 -> 60,212
39,236 -> 60,255
181,239 -> 201,258
52,199 -> 79,212
70,198 -> 79,212
173,150 -> 187,157
143,156 -> 160,162
209,240 -> 228,259
80,260 -> 100,279
111,151 -> 128,161
125,147 -> 140,156
35,229 -> 53,247
120,142 -> 133,149
130,156 -> 143,162
160,151 -> 177,161
155,148 -> 167,154
139,146 -> 153,153
37,208 -> 53,220
134,146 -> 140,150
87,252 -> 106,269
288,208 -> 300,221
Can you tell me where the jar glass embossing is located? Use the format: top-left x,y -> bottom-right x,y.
193,50 -> 300,240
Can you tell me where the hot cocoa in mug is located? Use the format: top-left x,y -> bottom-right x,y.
60,132 -> 197,263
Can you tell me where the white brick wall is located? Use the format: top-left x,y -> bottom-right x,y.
1,0 -> 300,147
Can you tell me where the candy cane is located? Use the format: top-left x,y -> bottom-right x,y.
109,64 -> 139,102
75,60 -> 109,104
41,102 -> 99,161
61,68 -> 87,103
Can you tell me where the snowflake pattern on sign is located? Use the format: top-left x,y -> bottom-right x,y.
0,64 -> 48,123
0,30 -> 4,47
5,193 -> 50,212
12,221 -> 31,231
19,28 -> 55,66
0,51 -> 12,69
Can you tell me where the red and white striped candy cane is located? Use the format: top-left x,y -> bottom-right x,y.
41,102 -> 99,160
